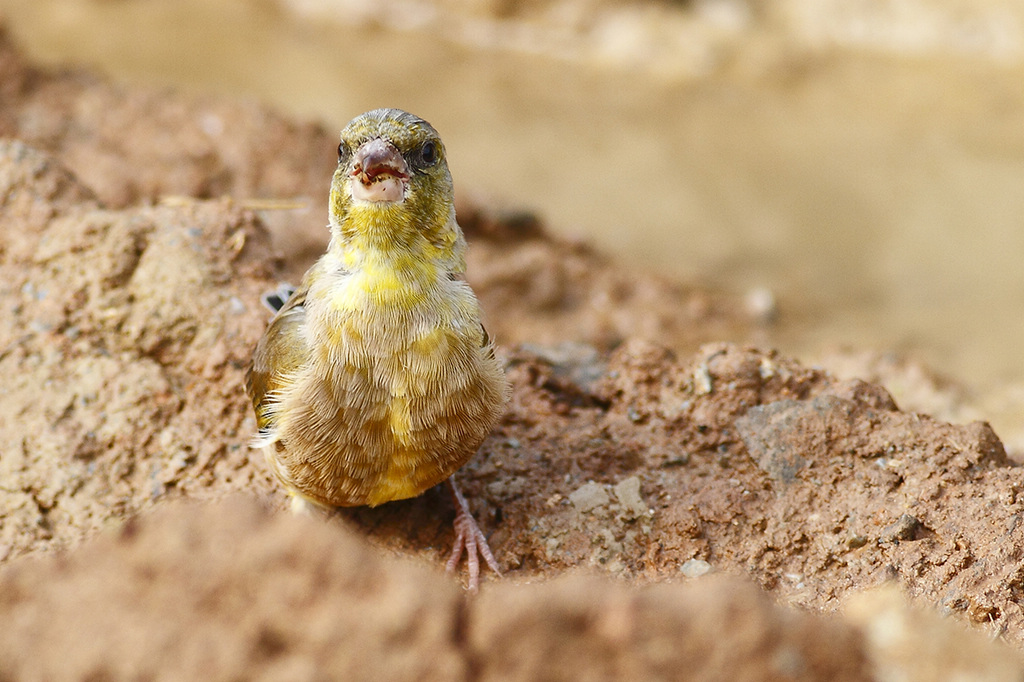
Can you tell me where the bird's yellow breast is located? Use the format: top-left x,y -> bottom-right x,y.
265,256 -> 503,508
329,247 -> 437,311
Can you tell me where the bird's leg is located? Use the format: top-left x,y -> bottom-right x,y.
445,477 -> 501,592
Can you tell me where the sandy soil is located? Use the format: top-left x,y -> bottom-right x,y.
1,25 -> 1024,680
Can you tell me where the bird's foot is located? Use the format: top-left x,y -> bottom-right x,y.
445,478 -> 501,592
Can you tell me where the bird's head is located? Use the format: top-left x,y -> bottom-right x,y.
329,109 -> 461,264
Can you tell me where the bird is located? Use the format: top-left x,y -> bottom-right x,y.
245,108 -> 509,590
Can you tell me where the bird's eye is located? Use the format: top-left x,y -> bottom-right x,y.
337,142 -> 350,162
419,141 -> 438,166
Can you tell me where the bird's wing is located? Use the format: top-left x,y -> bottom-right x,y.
261,283 -> 298,313
480,322 -> 496,359
450,271 -> 496,357
245,283 -> 310,437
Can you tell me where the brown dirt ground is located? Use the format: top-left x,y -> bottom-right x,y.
1,26 -> 1023,680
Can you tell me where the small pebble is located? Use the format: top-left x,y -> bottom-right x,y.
880,513 -> 922,543
847,535 -> 869,549
744,286 -> 777,323
680,558 -> 712,578
693,365 -> 713,395
613,476 -> 647,517
569,481 -> 609,513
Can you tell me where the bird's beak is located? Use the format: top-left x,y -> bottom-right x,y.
350,138 -> 410,203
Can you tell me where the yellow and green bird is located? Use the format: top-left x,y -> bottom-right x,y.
246,108 -> 509,589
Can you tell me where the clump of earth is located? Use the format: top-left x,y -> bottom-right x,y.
0,26 -> 1022,680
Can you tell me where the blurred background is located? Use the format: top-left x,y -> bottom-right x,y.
3,0 -> 1024,417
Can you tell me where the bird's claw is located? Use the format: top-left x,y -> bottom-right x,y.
446,479 -> 501,592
